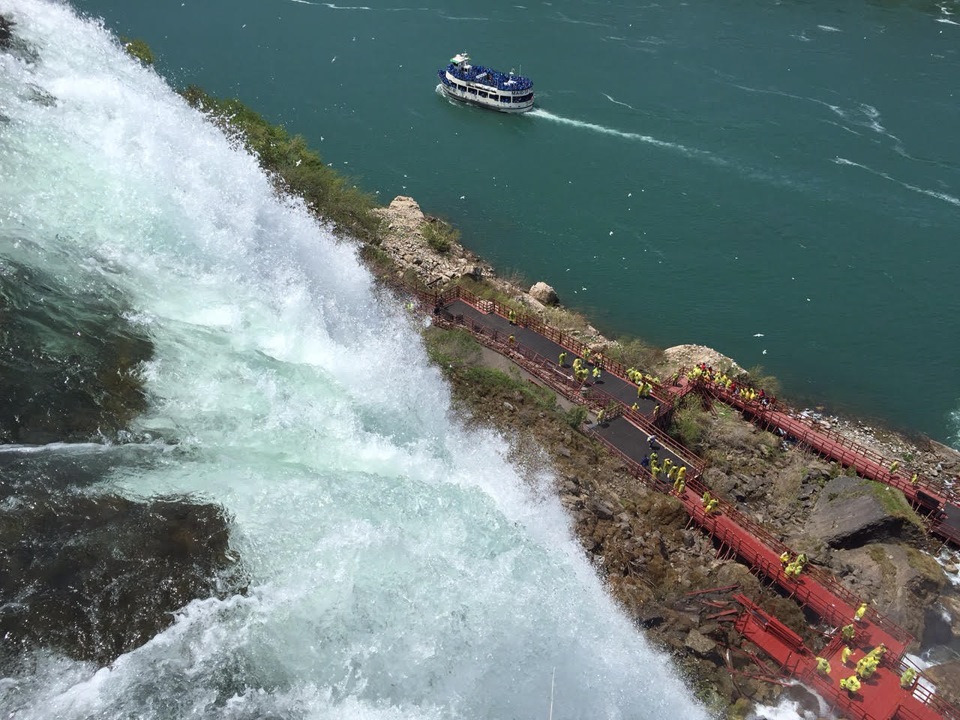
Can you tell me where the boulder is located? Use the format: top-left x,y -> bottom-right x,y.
529,281 -> 559,306
925,661 -> 960,709
829,542 -> 945,640
800,475 -> 920,549
0,480 -> 243,666
0,260 -> 153,444
684,628 -> 718,658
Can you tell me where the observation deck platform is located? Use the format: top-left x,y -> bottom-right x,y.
418,284 -> 960,720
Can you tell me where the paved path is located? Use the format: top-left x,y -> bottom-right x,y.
445,299 -> 664,415
431,288 -> 958,719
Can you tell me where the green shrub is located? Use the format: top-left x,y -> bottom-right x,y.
423,219 -> 458,254
423,327 -> 482,367
671,395 -> 709,449
565,405 -> 588,429
607,337 -> 665,374
739,364 -> 781,397
122,37 -> 154,66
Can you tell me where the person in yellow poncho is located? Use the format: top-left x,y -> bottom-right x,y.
840,675 -> 861,694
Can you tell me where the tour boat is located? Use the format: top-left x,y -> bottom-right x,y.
437,52 -> 534,114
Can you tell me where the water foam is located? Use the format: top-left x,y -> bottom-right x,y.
529,108 -> 724,164
0,2 -> 710,718
832,157 -> 960,207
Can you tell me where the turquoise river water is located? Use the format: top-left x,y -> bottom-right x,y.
72,0 -> 960,446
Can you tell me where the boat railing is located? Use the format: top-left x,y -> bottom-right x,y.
445,64 -> 533,92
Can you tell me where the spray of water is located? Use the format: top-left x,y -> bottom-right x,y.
0,1 -> 711,718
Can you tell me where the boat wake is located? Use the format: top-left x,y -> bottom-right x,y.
833,157 -> 960,208
528,109 -> 724,164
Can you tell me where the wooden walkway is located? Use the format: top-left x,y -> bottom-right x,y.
420,284 -> 959,720
694,381 -> 960,547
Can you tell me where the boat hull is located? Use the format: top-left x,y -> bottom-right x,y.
438,70 -> 534,114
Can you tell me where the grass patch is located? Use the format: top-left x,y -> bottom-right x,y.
670,394 -> 709,450
122,37 -> 154,65
358,244 -> 397,276
458,366 -> 557,412
180,86 -> 382,242
423,327 -> 482,367
605,337 -> 665,374
867,481 -> 924,529
706,411 -> 779,457
422,218 -> 459,254
905,546 -> 946,585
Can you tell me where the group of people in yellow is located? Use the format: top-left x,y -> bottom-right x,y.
568,357 -> 602,384
701,491 -> 719,514
646,452 -> 688,490
558,351 -> 606,385
687,364 -> 770,406
816,631 -> 920,696
779,551 -> 808,578
625,367 -> 659,399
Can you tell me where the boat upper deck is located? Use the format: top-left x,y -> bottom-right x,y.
444,63 -> 533,93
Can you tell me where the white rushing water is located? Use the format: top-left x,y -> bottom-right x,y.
0,2 -> 711,717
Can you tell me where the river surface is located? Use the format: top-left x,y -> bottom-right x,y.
0,1 -> 713,717
70,0 -> 960,446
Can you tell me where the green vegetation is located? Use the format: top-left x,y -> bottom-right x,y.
740,364 -> 781,397
422,218 -> 459,254
423,327 -> 557,410
904,546 -> 946,584
867,481 -> 924,529
459,366 -> 557,411
670,394 -> 709,450
121,37 -> 154,66
180,86 -> 381,242
423,326 -> 482,367
606,337 -> 665,374
565,405 -> 588,429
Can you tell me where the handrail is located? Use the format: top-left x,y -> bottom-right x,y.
702,380 -> 960,509
446,285 -> 677,396
435,292 -> 924,654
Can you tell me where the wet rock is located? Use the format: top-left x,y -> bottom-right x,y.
800,475 -> 921,549
925,661 -> 960,709
684,628 -> 719,658
594,500 -> 616,521
0,260 -> 153,444
461,264 -> 484,280
0,15 -> 12,46
636,611 -> 665,629
0,482 -> 243,667
528,281 -> 559,306
936,594 -> 960,640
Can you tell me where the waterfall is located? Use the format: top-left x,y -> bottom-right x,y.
0,2 -> 710,717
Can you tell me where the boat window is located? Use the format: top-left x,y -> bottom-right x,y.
468,87 -> 477,94
479,91 -> 488,98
